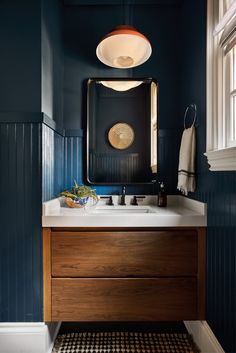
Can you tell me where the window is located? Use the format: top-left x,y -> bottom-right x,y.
225,45 -> 236,146
205,0 -> 236,170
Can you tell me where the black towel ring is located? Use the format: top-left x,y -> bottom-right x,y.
184,103 -> 197,128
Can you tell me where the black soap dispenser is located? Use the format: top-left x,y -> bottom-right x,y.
158,182 -> 167,207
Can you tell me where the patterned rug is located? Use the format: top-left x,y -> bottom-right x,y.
53,332 -> 199,353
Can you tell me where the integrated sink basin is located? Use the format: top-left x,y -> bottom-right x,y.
93,206 -> 156,214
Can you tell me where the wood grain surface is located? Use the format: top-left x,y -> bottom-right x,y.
43,227 -> 52,321
51,230 -> 197,277
44,227 -> 206,322
52,278 -> 197,321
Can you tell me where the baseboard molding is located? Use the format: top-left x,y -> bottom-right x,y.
0,322 -> 61,353
46,322 -> 61,353
184,321 -> 225,353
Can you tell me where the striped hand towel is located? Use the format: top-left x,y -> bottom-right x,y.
177,126 -> 196,195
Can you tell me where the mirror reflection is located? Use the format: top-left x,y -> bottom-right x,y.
87,78 -> 158,185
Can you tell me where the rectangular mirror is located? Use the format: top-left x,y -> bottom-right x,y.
87,78 -> 158,185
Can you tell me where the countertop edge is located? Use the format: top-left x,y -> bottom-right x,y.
42,195 -> 207,228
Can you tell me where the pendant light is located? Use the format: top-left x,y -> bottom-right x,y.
96,1 -> 152,69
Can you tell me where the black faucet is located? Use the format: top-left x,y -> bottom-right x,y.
120,186 -> 126,205
100,196 -> 114,206
131,195 -> 146,206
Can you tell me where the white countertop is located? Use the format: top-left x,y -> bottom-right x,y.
42,195 -> 207,227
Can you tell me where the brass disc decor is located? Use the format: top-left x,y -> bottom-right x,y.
108,122 -> 135,150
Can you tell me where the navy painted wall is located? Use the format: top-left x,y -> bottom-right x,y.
0,122 -> 42,321
42,124 -> 65,202
63,3 -> 183,194
63,3 -> 183,130
62,2 -> 236,352
42,0 -> 64,131
0,0 -> 41,112
0,0 -> 63,322
180,1 -> 236,352
0,2 -> 235,353
0,0 -> 43,323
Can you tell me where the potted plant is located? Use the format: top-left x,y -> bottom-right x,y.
60,180 -> 98,208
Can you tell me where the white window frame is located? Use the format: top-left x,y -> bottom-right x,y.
205,0 -> 236,170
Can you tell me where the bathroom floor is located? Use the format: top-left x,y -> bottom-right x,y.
53,322 -> 200,353
59,322 -> 187,334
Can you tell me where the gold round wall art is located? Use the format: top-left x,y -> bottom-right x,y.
108,123 -> 135,150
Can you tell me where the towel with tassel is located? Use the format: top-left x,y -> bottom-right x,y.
177,126 -> 196,195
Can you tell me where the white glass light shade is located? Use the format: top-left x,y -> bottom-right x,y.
98,80 -> 143,91
96,25 -> 152,69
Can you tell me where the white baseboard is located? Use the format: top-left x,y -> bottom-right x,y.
184,321 -> 225,353
0,322 -> 61,353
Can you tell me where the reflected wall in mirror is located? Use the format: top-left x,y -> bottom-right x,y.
87,78 -> 158,185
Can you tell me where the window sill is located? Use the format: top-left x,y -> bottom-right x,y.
204,147 -> 236,171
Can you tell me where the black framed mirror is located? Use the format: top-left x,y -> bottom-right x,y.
87,78 -> 158,185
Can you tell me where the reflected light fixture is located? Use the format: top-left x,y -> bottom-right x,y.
96,1 -> 152,70
98,80 -> 143,91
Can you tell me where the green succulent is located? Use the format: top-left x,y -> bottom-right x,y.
60,179 -> 98,201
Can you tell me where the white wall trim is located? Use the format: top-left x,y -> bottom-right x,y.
184,320 -> 225,353
0,322 -> 61,353
206,0 -> 236,170
204,147 -> 236,170
46,322 -> 61,353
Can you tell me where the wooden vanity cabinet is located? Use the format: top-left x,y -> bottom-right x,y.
43,227 -> 205,322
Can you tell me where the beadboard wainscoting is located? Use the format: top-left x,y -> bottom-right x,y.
0,322 -> 61,353
0,121 -> 43,322
42,124 -> 64,202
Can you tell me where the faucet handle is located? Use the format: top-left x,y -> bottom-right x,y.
131,196 -> 138,206
131,196 -> 146,206
100,196 -> 114,206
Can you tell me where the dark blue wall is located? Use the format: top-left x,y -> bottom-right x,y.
0,2 -> 235,353
63,3 -> 183,194
63,4 -> 183,130
180,1 -> 236,352
42,0 -> 64,131
41,0 -> 65,201
0,0 -> 63,322
0,122 -> 42,321
62,2 -> 236,352
42,124 -> 65,202
0,0 -> 43,322
0,0 -> 41,112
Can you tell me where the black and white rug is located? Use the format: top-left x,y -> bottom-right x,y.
53,332 -> 199,353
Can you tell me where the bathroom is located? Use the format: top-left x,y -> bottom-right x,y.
0,0 -> 235,352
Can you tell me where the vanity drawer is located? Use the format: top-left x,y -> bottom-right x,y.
51,278 -> 197,321
51,231 -> 197,277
